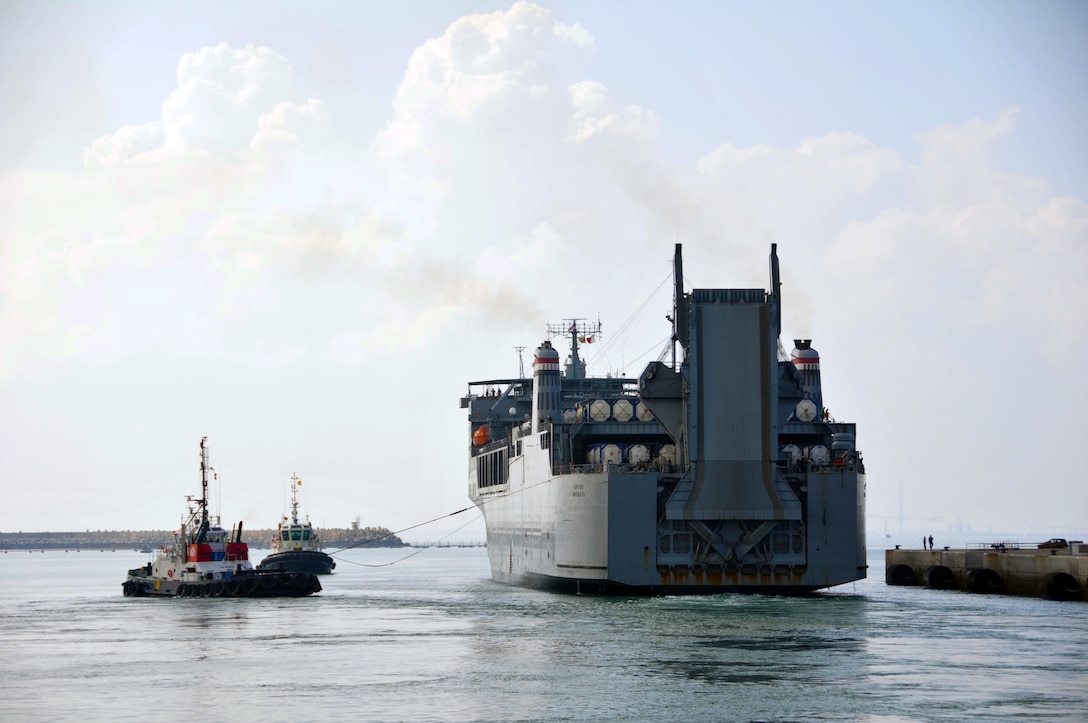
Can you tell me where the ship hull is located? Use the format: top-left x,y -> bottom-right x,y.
257,550 -> 336,575
475,466 -> 866,596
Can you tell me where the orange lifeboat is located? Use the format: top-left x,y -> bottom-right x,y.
472,426 -> 490,446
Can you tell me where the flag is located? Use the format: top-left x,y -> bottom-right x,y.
297,479 -> 302,486
586,336 -> 594,343
568,322 -> 576,334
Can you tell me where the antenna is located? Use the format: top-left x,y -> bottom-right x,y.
545,319 -> 600,380
515,346 -> 526,378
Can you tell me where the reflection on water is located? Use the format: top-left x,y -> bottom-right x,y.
0,548 -> 1085,722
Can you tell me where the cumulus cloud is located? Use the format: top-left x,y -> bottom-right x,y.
569,79 -> 659,144
250,99 -> 328,156
359,0 -> 679,344
372,1 -> 594,162
816,111 -> 1088,351
84,43 -> 297,166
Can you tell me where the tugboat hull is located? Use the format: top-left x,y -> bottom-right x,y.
257,550 -> 336,575
123,570 -> 321,598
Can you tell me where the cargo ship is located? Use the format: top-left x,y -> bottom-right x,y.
461,244 -> 866,594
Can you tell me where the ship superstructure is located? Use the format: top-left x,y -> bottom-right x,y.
461,244 -> 866,594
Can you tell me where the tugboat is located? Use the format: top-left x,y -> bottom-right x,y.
122,438 -> 322,598
257,474 -> 336,575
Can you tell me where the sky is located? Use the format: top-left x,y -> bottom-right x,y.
2,1 -> 1086,544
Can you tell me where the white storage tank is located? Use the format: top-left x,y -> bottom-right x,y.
599,443 -> 623,466
612,399 -> 634,422
806,444 -> 830,466
657,444 -> 677,466
781,444 -> 802,464
634,401 -> 654,422
589,399 -> 611,422
627,444 -> 651,465
562,408 -> 578,424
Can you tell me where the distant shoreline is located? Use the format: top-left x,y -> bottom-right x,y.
0,528 -> 407,550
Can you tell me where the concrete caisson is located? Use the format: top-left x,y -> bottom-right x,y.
885,548 -> 1087,602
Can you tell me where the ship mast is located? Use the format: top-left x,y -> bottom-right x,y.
546,318 -> 601,380
515,346 -> 526,378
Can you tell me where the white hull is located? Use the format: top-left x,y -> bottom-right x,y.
473,459 -> 865,594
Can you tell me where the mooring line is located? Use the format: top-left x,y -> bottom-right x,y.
327,505 -> 474,554
331,513 -> 483,568
326,470 -> 562,565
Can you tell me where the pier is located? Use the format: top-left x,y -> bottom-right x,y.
885,543 -> 1087,601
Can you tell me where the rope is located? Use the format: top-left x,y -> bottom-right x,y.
326,468 -> 565,566
332,513 -> 483,568
327,505 -> 475,554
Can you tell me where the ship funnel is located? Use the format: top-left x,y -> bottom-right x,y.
532,340 -> 561,433
790,339 -> 822,412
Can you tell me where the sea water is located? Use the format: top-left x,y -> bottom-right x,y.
0,546 -> 1085,722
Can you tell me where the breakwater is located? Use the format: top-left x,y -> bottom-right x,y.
886,546 -> 1087,601
0,527 -> 406,551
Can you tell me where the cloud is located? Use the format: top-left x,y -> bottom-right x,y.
815,112 -> 1088,362
372,1 -> 596,172
568,79 -> 658,144
250,99 -> 328,157
84,43 -> 297,166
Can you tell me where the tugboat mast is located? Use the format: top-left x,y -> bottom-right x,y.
289,474 -> 302,525
195,436 -> 211,544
